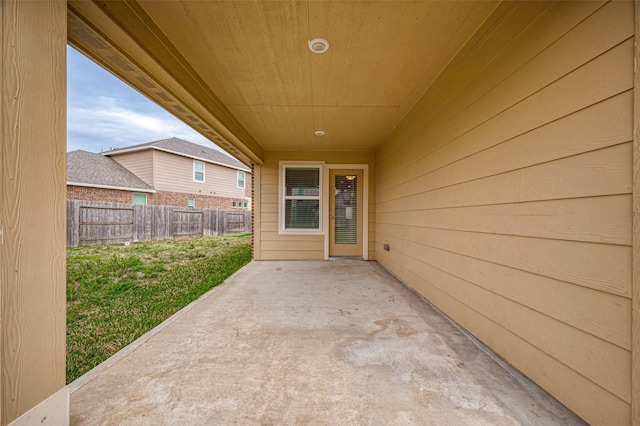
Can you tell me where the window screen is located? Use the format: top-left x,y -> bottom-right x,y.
283,166 -> 320,230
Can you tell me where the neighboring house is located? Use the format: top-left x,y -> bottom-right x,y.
67,149 -> 156,203
67,137 -> 252,210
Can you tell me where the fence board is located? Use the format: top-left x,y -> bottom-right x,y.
78,204 -> 134,246
173,210 -> 204,237
66,200 -> 251,247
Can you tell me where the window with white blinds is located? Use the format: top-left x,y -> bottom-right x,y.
282,165 -> 321,231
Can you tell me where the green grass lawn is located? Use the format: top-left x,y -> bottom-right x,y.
66,234 -> 251,383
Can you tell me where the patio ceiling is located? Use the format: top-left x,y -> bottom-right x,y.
67,1 -> 500,164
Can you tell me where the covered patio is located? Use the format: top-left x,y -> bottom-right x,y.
2,1 -> 638,424
70,260 -> 582,425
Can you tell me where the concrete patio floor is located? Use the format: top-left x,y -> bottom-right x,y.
70,259 -> 585,425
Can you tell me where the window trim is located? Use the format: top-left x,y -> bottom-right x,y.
279,161 -> 324,235
237,170 -> 246,189
132,193 -> 147,205
193,160 -> 205,182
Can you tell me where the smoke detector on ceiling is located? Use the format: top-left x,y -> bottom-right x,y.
308,38 -> 330,54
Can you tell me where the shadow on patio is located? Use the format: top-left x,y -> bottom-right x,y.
70,260 -> 584,425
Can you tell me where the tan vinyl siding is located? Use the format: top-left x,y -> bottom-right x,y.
375,2 -> 632,425
258,151 -> 375,261
151,150 -> 246,198
110,150 -> 154,185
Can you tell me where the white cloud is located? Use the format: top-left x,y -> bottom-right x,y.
67,47 -> 222,155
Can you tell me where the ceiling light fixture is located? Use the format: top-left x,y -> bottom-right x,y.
314,130 -> 325,136
308,38 -> 330,54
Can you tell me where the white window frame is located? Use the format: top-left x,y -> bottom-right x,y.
187,197 -> 195,208
132,193 -> 147,205
279,161 -> 323,234
237,171 -> 246,189
193,160 -> 205,182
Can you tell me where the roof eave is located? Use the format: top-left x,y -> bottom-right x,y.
67,182 -> 157,193
104,146 -> 251,172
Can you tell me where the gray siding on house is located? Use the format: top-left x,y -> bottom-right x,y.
375,2 -> 632,425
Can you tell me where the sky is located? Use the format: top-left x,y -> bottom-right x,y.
67,45 -> 218,153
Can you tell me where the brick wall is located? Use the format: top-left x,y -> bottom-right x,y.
67,185 -> 249,210
151,190 -> 248,210
67,185 -> 132,203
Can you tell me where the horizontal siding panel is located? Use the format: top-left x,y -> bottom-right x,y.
379,34 -> 633,193
394,251 -> 630,402
519,142 -> 631,200
382,171 -> 521,211
260,222 -> 279,233
378,195 -> 631,245
379,91 -> 632,201
262,196 -> 278,204
378,226 -> 631,297
430,2 -> 633,152
262,183 -> 278,195
260,240 -> 324,251
379,257 -> 630,426
378,143 -> 631,211
377,227 -> 630,349
261,250 -> 324,261
376,0 -> 606,176
430,1 -> 625,135
261,212 -> 277,223
375,2 -> 632,423
261,231 -> 323,242
261,202 -> 278,213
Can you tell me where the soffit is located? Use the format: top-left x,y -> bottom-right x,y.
69,1 -> 500,158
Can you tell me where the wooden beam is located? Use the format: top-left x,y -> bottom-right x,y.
632,2 -> 640,424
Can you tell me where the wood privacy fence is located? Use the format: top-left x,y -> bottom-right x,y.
67,200 -> 251,247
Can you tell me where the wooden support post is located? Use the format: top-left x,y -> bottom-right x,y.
0,1 -> 68,424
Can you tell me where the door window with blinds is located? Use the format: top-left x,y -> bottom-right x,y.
334,174 -> 357,244
281,165 -> 322,232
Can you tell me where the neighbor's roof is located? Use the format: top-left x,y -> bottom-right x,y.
103,137 -> 251,172
67,150 -> 155,192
